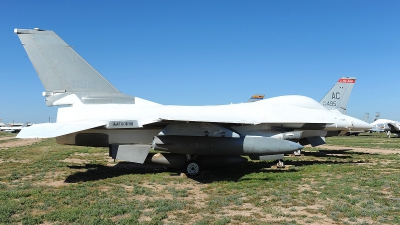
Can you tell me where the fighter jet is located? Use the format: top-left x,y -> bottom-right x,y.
15,28 -> 372,175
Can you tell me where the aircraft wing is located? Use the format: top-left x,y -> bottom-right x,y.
143,118 -> 333,132
17,121 -> 107,138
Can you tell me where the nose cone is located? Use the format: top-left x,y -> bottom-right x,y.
351,118 -> 373,131
289,141 -> 304,151
266,138 -> 303,152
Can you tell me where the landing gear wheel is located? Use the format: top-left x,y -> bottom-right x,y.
184,160 -> 200,176
293,150 -> 301,156
276,160 -> 285,168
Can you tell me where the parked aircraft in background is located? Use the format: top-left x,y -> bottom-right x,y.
370,119 -> 391,133
0,122 -> 31,133
369,118 -> 400,137
386,122 -> 400,137
366,112 -> 400,137
15,28 -> 372,175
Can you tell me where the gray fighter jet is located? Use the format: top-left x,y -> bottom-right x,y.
15,28 -> 372,175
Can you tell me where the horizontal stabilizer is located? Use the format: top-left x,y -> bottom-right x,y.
17,121 -> 106,138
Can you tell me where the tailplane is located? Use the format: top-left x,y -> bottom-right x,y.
15,28 -> 136,106
320,77 -> 356,114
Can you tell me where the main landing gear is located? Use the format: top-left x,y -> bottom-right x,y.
183,155 -> 201,176
293,150 -> 301,156
276,159 -> 285,168
184,160 -> 200,175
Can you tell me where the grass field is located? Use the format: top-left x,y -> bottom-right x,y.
0,132 -> 399,224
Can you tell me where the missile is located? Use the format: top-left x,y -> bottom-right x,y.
152,135 -> 303,155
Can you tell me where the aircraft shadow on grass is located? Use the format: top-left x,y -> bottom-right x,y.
302,149 -> 375,158
64,163 -> 166,183
191,159 -> 366,183
64,156 -> 366,184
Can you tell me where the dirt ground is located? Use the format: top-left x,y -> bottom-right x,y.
0,137 -> 16,141
0,137 -> 43,149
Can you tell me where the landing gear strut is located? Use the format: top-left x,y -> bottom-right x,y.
293,150 -> 301,156
276,159 -> 285,168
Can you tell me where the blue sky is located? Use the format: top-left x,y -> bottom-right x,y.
1,0 -> 399,123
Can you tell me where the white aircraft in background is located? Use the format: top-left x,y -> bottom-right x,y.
370,119 -> 392,133
0,123 -> 30,133
15,28 -> 372,175
386,122 -> 400,137
0,126 -> 22,133
370,119 -> 400,137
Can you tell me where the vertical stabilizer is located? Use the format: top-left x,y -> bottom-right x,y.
363,113 -> 369,123
320,77 -> 356,114
14,28 -> 135,106
374,112 -> 380,122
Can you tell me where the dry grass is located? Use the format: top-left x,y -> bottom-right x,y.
0,133 -> 399,224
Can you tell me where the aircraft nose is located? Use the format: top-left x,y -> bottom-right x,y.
351,118 -> 373,130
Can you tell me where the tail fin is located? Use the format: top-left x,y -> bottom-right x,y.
320,77 -> 356,114
14,28 -> 135,106
362,113 -> 369,123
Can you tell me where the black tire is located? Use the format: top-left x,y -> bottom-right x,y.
184,160 -> 201,176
